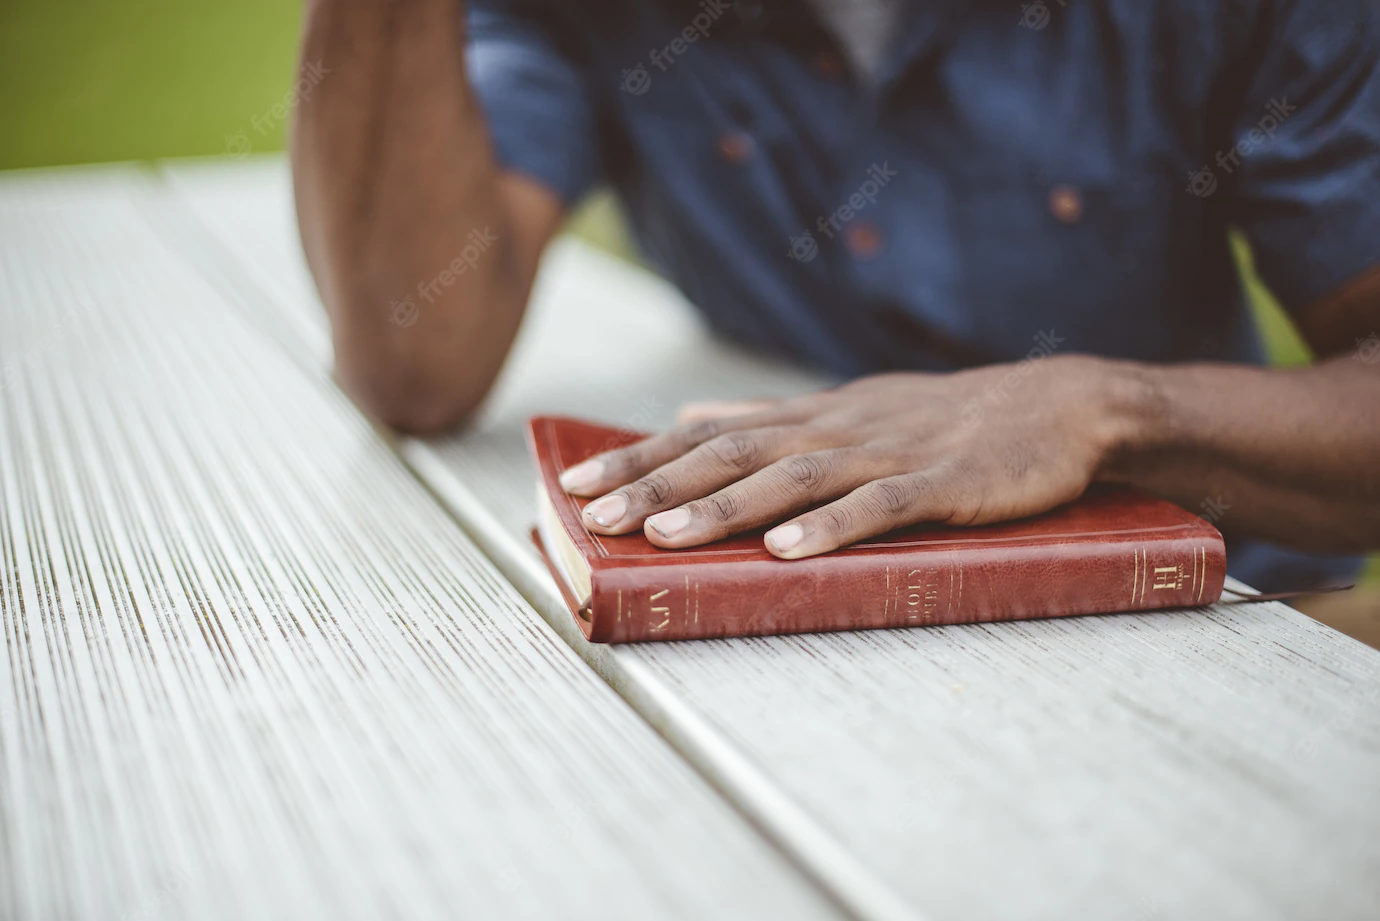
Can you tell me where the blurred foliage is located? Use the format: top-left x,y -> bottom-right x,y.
1231,232 -> 1313,367
0,0 -> 300,169
2,0 -> 1371,594
566,191 -> 637,259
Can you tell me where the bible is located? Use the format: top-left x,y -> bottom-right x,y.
529,415 -> 1227,643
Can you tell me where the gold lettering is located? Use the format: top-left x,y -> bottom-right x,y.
1151,565 -> 1185,591
904,568 -> 943,621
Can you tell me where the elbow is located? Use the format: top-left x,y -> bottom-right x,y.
313,267 -> 514,436
367,386 -> 483,438
333,339 -> 490,438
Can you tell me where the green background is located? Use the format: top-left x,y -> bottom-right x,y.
3,0 -> 1373,589
1,1 -> 301,168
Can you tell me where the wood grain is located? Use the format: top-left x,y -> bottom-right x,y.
163,159 -> 1380,921
0,165 -> 841,921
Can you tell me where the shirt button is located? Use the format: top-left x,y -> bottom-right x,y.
845,222 -> 882,258
1048,185 -> 1084,223
812,51 -> 844,78
717,132 -> 755,164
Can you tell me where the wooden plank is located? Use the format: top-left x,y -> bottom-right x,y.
0,165 -> 843,921
162,158 -> 1380,921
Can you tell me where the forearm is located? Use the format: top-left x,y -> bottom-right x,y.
1098,355 -> 1380,553
291,0 -> 545,432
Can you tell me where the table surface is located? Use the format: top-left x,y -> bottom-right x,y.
5,156 -> 1380,921
0,166 -> 840,921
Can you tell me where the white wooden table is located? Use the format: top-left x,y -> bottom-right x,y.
5,156 -> 1379,921
0,166 -> 839,921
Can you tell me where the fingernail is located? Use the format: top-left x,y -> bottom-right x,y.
766,524 -> 803,554
560,459 -> 604,493
584,494 -> 627,528
647,507 -> 691,539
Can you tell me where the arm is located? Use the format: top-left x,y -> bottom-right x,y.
558,0 -> 1380,563
1103,0 -> 1380,557
1101,269 -> 1380,554
291,0 -> 563,434
555,273 -> 1380,560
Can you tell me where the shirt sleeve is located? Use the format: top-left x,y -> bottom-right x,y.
1228,0 -> 1380,316
466,1 -> 602,207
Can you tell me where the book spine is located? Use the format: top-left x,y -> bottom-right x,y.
590,533 -> 1226,643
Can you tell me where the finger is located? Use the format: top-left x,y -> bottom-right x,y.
764,472 -> 965,559
675,399 -> 780,425
558,405 -> 791,497
643,449 -> 881,547
582,426 -> 803,535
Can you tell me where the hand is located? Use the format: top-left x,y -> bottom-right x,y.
559,356 -> 1140,558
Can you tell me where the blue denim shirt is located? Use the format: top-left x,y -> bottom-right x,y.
466,0 -> 1380,592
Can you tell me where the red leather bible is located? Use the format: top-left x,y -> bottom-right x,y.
528,416 -> 1227,643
